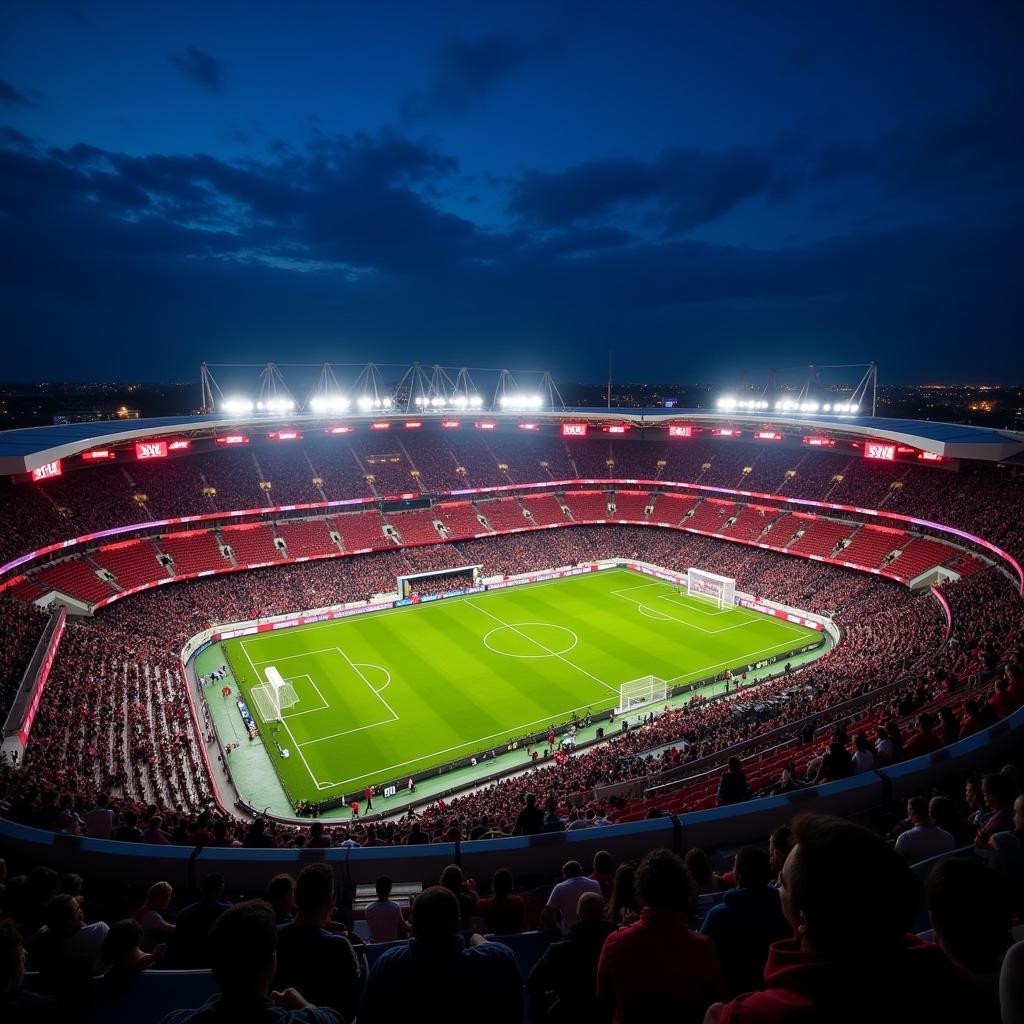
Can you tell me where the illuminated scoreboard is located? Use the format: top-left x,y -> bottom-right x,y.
31,460 -> 62,482
864,442 -> 896,461
135,441 -> 168,460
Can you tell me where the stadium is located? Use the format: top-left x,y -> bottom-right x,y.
1,374 -> 1023,1020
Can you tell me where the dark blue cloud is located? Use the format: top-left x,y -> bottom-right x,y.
0,79 -> 39,108
168,46 -> 224,92
1,117 -> 1020,383
403,32 -> 566,117
507,147 -> 778,234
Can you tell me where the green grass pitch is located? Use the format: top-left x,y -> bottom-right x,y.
221,568 -> 822,805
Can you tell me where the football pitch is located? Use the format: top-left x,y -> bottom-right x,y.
220,568 -> 823,805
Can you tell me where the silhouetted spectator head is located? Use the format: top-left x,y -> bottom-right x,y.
144,881 -> 172,910
769,825 -> 795,876
200,873 -> 225,901
928,796 -> 964,838
0,920 -> 26,992
60,873 -> 84,898
982,772 -> 1015,813
208,900 -> 277,995
577,891 -> 605,924
375,875 -> 393,900
561,861 -> 584,880
734,846 -> 772,889
102,919 -> 145,971
294,862 -> 334,918
607,863 -> 638,924
928,858 -> 1011,974
44,893 -> 84,936
907,796 -> 929,824
782,814 -> 916,956
685,848 -> 715,890
492,868 -> 514,898
593,850 -> 613,875
636,848 -> 695,913
267,874 -> 295,922
411,886 -> 460,945
440,863 -> 464,892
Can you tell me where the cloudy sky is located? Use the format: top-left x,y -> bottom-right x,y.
1,1 -> 1021,384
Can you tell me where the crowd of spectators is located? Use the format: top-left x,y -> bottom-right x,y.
1,802 -> 1021,1023
3,434 -> 1024,574
2,522 -> 1023,854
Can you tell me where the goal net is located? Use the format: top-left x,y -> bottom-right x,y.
686,568 -> 735,609
617,675 -> 668,715
250,666 -> 299,723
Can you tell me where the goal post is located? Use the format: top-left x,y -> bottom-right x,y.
250,666 -> 299,723
397,564 -> 483,599
616,675 -> 668,715
686,568 -> 736,609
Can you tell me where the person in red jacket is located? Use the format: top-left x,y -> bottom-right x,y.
705,814 -> 994,1024
598,847 -> 724,1023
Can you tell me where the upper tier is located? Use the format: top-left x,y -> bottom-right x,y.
2,431 -> 1023,575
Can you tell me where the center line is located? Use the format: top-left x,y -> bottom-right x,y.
464,599 -> 619,695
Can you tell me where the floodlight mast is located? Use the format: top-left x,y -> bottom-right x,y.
256,363 -> 297,412
493,369 -> 518,411
200,362 -> 221,414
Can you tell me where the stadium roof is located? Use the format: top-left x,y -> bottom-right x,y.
1,409 -> 1022,476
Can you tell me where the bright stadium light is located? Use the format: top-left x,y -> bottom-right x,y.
430,396 -> 445,407
382,397 -> 393,409
453,395 -> 468,409
262,397 -> 295,413
717,396 -> 738,411
311,395 -> 349,413
223,397 -> 254,415
357,395 -> 373,411
469,395 -> 483,408
499,393 -> 544,411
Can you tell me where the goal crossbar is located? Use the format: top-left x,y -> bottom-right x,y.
616,675 -> 667,715
686,568 -> 735,609
250,666 -> 299,723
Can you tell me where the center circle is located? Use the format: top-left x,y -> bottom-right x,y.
483,622 -> 579,659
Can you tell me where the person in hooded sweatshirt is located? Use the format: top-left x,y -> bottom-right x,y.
704,813 -> 997,1024
700,846 -> 790,996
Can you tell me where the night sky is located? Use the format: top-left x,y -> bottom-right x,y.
2,1 -> 1021,385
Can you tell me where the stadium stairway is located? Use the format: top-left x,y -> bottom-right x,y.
785,517 -> 856,558
612,489 -> 651,521
838,525 -> 905,569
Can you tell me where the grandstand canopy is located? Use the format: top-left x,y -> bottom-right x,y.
1,409 -> 1022,476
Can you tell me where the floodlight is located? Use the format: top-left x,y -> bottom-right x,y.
453,395 -> 468,408
223,397 -> 254,415
357,395 -> 373,410
382,397 -> 393,408
469,395 -> 483,408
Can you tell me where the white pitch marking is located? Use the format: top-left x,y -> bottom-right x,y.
465,600 -> 619,696
237,641 -> 328,790
482,622 -> 579,659
353,663 -> 392,693
312,696 -> 620,789
334,648 -> 400,721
